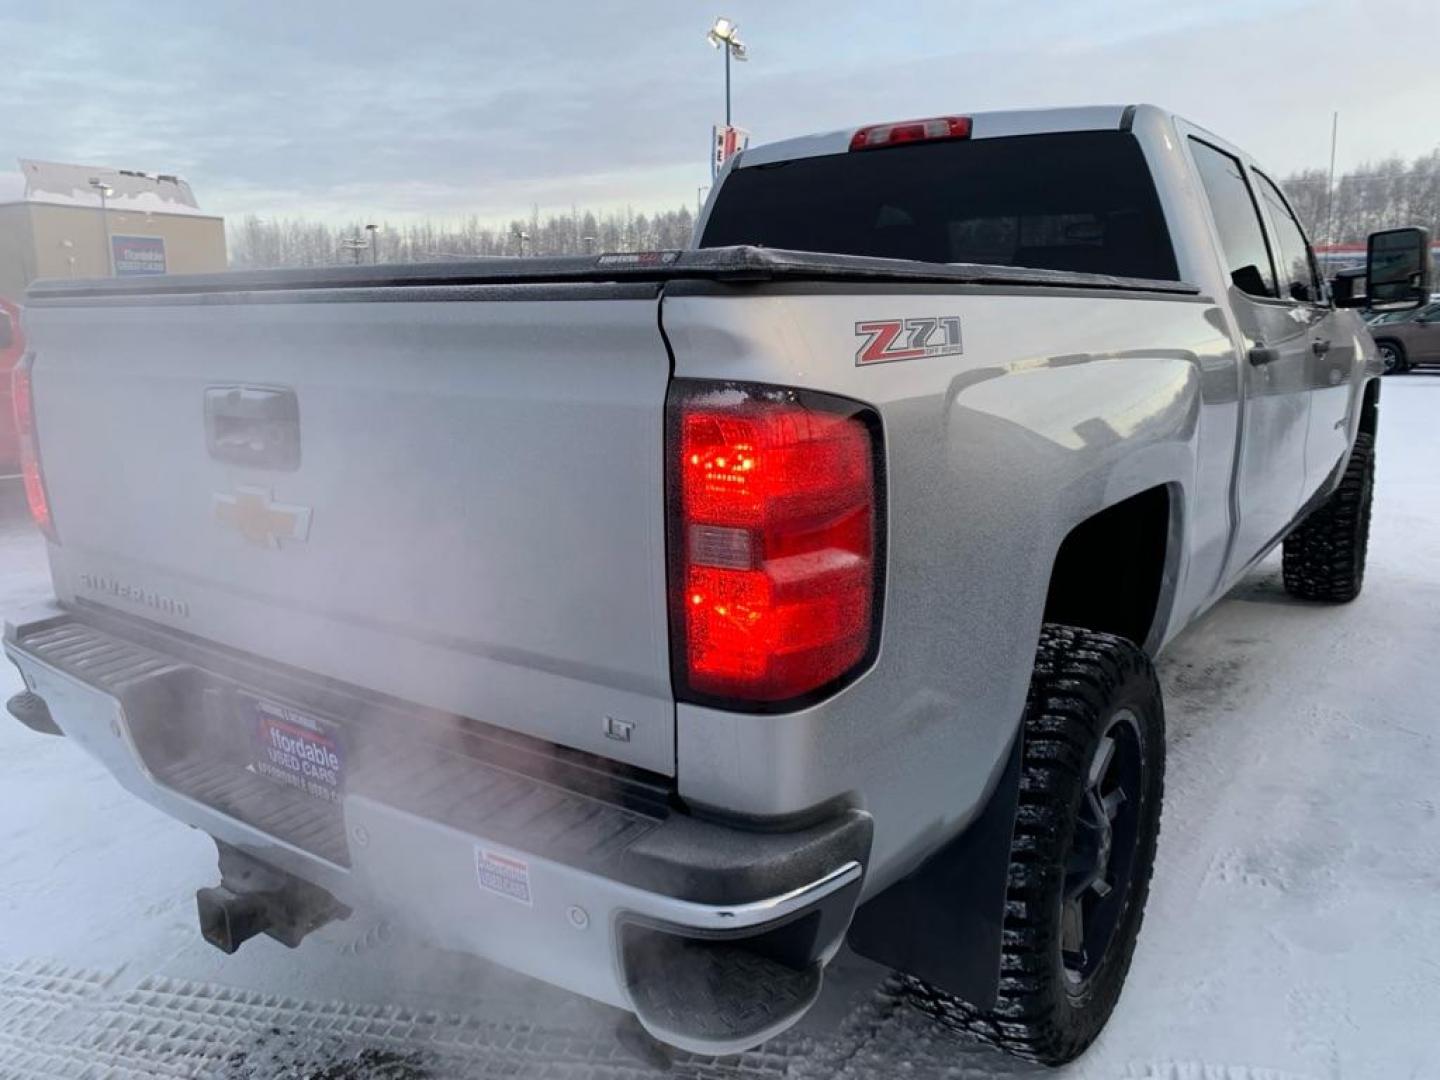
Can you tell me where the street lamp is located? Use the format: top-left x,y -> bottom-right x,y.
364,223 -> 379,264
341,236 -> 368,264
89,178 -> 115,276
706,16 -> 748,127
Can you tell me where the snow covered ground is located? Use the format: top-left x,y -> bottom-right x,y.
1,377 -> 1438,1080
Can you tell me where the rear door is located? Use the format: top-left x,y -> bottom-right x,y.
25,288 -> 677,774
1186,135 -> 1313,573
1251,168 -> 1353,499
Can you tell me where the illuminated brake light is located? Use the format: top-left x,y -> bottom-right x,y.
11,355 -> 57,542
849,115 -> 972,152
668,382 -> 882,706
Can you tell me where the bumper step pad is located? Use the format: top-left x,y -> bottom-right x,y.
161,754 -> 350,867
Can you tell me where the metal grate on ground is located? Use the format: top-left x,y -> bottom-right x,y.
0,960 -> 809,1080
0,957 -> 1033,1079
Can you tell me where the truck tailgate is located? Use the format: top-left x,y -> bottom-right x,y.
23,289 -> 676,773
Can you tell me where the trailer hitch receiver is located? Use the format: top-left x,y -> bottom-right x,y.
196,841 -> 349,953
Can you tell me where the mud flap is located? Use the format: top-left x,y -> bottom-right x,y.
845,730 -> 1022,1008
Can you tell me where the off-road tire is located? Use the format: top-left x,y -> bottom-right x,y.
1282,431 -> 1374,603
941,625 -> 1167,1066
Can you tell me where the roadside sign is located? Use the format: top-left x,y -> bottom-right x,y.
712,124 -> 751,179
111,235 -> 167,276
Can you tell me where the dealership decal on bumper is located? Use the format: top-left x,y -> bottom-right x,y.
476,847 -> 533,906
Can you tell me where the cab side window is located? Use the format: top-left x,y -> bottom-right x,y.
1189,138 -> 1276,299
1255,171 -> 1321,303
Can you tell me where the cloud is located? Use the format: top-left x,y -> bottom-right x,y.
2,0 -> 1436,226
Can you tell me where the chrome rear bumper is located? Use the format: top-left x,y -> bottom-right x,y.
4,604 -> 871,1055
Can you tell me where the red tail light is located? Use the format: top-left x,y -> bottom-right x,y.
12,355 -> 57,542
668,382 -> 883,707
849,115 -> 972,152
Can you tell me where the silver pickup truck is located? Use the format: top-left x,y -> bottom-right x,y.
4,104 -> 1431,1066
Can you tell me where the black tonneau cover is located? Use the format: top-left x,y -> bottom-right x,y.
27,246 -> 1201,304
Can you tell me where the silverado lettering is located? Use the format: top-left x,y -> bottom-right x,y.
76,573 -> 190,618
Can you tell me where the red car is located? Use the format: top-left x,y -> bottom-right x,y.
1,297 -> 24,472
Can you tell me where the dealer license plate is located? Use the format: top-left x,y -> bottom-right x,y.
245,694 -> 345,804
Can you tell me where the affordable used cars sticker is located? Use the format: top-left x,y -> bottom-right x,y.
249,696 -> 345,804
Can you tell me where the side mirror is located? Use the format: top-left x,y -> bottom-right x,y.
1331,267 -> 1366,308
1365,226 -> 1431,312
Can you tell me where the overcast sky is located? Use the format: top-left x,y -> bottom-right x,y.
2,0 -> 1436,225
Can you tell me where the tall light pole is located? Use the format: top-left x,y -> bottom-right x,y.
89,178 -> 115,276
1324,111 -> 1339,250
341,236 -> 368,264
707,17 -> 747,127
365,223 -> 379,264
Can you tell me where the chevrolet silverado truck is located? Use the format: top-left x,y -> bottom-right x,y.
4,105 -> 1431,1066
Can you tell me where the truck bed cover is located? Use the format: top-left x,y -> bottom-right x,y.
26,246 -> 1202,303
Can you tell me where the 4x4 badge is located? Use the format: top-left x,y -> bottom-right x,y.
214,486 -> 312,549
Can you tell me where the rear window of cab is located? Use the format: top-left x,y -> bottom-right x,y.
701,131 -> 1179,282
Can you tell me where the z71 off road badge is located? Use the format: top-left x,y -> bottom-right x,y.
855,316 -> 963,366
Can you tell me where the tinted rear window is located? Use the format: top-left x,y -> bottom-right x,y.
701,131 -> 1178,281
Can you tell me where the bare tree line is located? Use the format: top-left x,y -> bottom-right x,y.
226,149 -> 1440,268
1282,150 -> 1440,246
228,205 -> 698,268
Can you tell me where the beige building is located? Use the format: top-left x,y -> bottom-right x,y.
0,160 -> 226,301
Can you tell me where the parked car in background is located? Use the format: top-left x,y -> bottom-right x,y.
1368,299 -> 1440,372
0,298 -> 24,472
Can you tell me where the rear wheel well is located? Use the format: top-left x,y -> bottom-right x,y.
1043,486 -> 1172,649
1360,377 -> 1380,438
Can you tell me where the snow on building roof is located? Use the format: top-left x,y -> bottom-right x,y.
0,159 -> 221,219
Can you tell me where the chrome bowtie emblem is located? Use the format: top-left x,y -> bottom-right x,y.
213,486 -> 312,549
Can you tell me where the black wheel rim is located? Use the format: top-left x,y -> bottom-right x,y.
1380,345 -> 1399,372
1061,707 -> 1145,991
